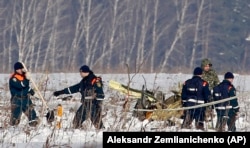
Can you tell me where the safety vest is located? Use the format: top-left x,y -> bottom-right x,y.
10,73 -> 25,81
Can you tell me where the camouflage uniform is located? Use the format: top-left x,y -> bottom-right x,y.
201,58 -> 220,103
200,59 -> 220,126
201,59 -> 220,91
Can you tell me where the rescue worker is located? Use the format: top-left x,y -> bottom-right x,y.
213,72 -> 240,132
9,62 -> 39,127
181,67 -> 211,130
53,65 -> 105,129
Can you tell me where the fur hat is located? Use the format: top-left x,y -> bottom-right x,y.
14,62 -> 24,70
79,65 -> 90,73
193,67 -> 203,75
224,72 -> 234,79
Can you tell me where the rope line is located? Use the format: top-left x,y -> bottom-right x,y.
133,92 -> 248,112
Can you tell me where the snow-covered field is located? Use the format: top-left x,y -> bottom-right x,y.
0,73 -> 250,147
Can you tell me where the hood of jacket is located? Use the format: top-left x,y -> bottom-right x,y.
201,58 -> 212,69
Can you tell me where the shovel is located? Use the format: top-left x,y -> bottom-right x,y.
21,62 -> 55,123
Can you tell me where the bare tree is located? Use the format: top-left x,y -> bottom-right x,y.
202,0 -> 212,58
0,0 -> 249,73
149,0 -> 159,72
160,0 -> 189,72
189,0 -> 205,68
106,0 -> 119,71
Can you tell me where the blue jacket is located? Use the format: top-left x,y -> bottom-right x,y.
9,72 -> 33,97
181,76 -> 211,108
61,71 -> 105,101
213,80 -> 239,115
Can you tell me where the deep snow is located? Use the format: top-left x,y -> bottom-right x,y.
0,73 -> 249,147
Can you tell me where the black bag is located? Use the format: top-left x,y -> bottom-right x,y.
46,110 -> 55,123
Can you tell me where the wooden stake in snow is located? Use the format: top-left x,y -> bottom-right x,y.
56,104 -> 63,129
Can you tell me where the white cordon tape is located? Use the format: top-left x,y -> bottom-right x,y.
133,93 -> 248,112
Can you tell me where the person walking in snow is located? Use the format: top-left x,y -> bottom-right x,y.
9,62 -> 39,127
53,65 -> 105,129
213,72 -> 240,132
181,67 -> 211,130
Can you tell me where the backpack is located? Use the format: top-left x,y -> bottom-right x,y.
91,76 -> 103,88
91,76 -> 105,99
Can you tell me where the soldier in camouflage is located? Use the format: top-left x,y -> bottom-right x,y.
200,58 -> 220,127
201,58 -> 220,91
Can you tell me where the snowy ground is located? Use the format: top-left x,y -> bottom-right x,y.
0,73 -> 250,147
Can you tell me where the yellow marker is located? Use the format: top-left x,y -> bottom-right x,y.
56,104 -> 63,129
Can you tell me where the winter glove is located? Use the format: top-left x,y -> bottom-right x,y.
22,68 -> 28,73
53,90 -> 64,97
29,89 -> 35,96
46,110 -> 55,123
25,72 -> 31,80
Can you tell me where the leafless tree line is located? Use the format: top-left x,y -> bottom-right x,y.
0,0 -> 249,74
